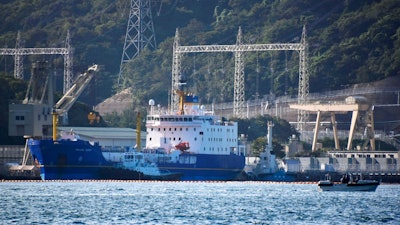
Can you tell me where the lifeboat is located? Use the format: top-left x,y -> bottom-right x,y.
175,142 -> 190,151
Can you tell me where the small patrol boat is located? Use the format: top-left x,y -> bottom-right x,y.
318,173 -> 380,192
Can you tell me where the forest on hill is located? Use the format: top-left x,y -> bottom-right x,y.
0,0 -> 399,107
0,0 -> 399,144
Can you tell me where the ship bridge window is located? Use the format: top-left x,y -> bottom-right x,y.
199,132 -> 203,135
17,115 -> 26,121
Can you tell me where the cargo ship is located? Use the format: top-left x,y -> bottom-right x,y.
28,74 -> 245,180
24,64 -> 141,180
28,134 -> 142,180
29,138 -> 106,180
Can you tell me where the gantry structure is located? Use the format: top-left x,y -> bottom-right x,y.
0,31 -> 73,94
290,96 -> 376,151
171,26 -> 309,128
118,0 -> 157,88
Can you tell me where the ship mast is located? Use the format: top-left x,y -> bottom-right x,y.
136,112 -> 141,151
176,74 -> 187,115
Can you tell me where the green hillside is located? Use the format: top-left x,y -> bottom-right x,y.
0,0 -> 399,143
1,0 -> 399,104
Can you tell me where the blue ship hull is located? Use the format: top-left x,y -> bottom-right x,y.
28,139 -> 115,180
28,139 -> 245,181
157,154 -> 245,181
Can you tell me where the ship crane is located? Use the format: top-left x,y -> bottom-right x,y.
54,64 -> 98,115
51,64 -> 99,140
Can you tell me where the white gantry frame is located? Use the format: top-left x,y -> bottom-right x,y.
171,26 -> 309,130
0,31 -> 73,94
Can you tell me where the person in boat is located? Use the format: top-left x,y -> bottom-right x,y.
340,174 -> 350,183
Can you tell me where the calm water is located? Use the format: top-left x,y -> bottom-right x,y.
1,181 -> 399,224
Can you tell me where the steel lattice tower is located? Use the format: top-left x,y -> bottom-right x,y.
1,31 -> 73,93
297,25 -> 309,131
171,26 -> 308,122
233,27 -> 245,117
14,31 -> 23,79
118,0 -> 157,88
63,30 -> 73,94
170,28 -> 182,113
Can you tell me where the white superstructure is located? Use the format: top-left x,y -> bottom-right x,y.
145,114 -> 240,155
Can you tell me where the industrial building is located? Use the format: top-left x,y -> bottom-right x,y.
283,151 -> 399,174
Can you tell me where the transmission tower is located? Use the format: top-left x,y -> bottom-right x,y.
14,31 -> 23,79
170,28 -> 182,113
64,30 -> 73,94
0,31 -> 73,93
171,26 -> 308,123
234,27 -> 245,117
296,25 -> 309,131
118,0 -> 157,88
